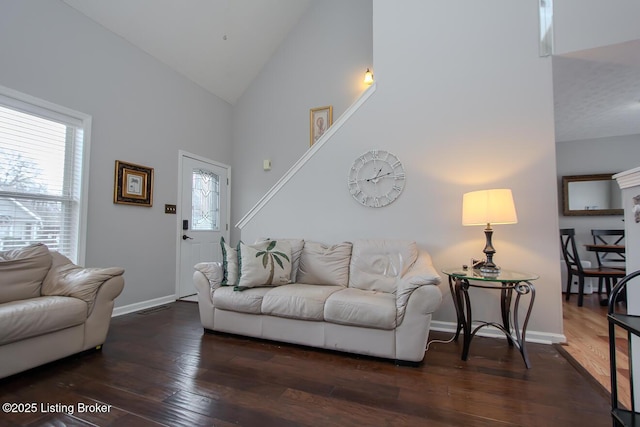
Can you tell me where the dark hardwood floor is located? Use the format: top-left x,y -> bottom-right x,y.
0,301 -> 612,426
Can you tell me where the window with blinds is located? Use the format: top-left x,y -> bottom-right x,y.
0,88 -> 90,264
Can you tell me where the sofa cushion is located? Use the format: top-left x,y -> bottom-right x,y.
324,288 -> 396,330
220,237 -> 238,285
0,243 -> 52,304
256,238 -> 304,282
213,286 -> 271,314
297,241 -> 352,286
41,251 -> 125,315
0,296 -> 87,345
236,240 -> 292,290
349,239 -> 419,294
261,284 -> 344,321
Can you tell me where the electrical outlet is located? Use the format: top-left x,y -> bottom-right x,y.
165,204 -> 177,214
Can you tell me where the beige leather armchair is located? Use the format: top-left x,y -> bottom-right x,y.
0,243 -> 124,378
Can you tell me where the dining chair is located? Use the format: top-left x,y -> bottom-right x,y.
560,228 -> 626,307
591,229 -> 626,296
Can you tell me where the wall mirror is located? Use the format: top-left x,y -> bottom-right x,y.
562,173 -> 623,216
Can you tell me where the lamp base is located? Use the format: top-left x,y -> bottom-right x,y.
482,225 -> 499,275
479,265 -> 501,276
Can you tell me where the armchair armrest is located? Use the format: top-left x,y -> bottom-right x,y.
396,251 -> 441,323
83,274 -> 125,349
41,252 -> 124,316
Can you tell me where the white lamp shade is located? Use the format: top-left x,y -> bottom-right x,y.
462,189 -> 518,226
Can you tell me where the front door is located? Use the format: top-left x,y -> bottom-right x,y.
177,152 -> 230,299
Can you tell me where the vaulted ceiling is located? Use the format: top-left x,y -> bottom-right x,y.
62,0 -> 311,105
61,0 -> 640,142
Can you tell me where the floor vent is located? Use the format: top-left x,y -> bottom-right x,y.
136,305 -> 170,315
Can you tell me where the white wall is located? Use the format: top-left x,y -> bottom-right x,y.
3,0 -> 637,334
231,0 -> 373,243
556,134 -> 638,260
238,1 -> 565,339
0,1 -> 232,309
554,0 -> 640,54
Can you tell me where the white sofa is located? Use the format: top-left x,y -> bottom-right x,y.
193,239 -> 442,363
0,243 -> 125,378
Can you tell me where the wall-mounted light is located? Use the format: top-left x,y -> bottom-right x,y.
364,68 -> 374,85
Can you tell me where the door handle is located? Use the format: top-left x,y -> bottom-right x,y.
182,234 -> 194,240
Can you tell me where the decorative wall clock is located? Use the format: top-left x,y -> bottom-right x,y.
348,150 -> 405,208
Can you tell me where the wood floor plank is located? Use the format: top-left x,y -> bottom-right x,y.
0,301 -> 613,426
561,293 -> 630,409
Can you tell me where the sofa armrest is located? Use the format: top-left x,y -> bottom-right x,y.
193,262 -> 223,330
396,251 -> 441,323
193,262 -> 223,302
41,252 -> 124,316
194,262 -> 223,288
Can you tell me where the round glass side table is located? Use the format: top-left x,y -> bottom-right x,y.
442,267 -> 539,368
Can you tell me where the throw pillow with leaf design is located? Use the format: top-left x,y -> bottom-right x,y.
236,240 -> 292,291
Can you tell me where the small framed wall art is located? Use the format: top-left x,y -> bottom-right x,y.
310,105 -> 333,146
113,160 -> 154,207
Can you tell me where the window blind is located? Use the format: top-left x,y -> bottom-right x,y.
0,91 -> 88,263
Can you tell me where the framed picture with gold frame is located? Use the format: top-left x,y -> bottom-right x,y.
114,160 -> 154,207
310,105 -> 333,146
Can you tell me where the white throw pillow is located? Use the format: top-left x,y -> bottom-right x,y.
297,241 -> 352,286
255,238 -> 304,282
220,237 -> 238,285
236,240 -> 292,290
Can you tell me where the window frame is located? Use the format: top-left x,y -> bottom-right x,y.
0,85 -> 92,265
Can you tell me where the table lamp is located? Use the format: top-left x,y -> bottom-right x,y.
462,188 -> 518,274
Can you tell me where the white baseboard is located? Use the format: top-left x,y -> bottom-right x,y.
112,295 -> 177,317
429,320 -> 566,345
